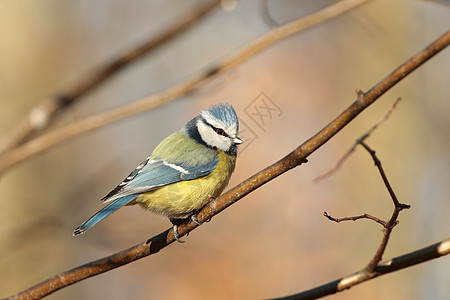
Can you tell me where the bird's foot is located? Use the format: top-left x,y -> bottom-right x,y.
191,214 -> 201,226
173,225 -> 185,243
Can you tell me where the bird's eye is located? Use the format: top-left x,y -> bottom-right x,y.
215,128 -> 226,136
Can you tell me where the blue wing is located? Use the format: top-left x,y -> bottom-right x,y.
103,156 -> 219,202
73,155 -> 219,236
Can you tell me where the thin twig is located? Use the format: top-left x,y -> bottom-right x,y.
359,141 -> 411,271
5,30 -> 449,300
0,0 -> 373,174
321,97 -> 410,271
321,97 -> 411,283
273,238 -> 450,300
314,97 -> 402,182
324,212 -> 388,227
360,142 -> 410,265
0,0 -> 221,153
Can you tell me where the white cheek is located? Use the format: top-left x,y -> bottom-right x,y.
197,122 -> 232,151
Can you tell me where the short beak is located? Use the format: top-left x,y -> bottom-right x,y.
233,136 -> 243,144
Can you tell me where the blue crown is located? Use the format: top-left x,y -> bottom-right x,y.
205,103 -> 239,130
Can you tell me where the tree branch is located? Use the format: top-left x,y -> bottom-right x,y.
273,238 -> 450,300
5,29 -> 449,300
355,140 -> 410,272
0,0 -> 221,153
321,97 -> 410,273
324,211 -> 388,227
314,97 -> 402,182
0,0 -> 373,175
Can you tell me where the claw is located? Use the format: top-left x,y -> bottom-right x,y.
173,225 -> 185,243
191,214 -> 201,226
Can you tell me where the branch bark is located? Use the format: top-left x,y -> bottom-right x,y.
5,29 -> 449,300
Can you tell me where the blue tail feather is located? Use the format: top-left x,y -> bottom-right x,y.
73,195 -> 137,236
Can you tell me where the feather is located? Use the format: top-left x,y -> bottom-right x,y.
102,156 -> 219,203
73,194 -> 137,236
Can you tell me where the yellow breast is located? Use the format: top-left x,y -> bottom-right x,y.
134,151 -> 236,219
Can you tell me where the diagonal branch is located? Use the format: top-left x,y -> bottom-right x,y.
273,238 -> 450,300
0,0 -> 373,175
6,29 -> 450,300
0,0 -> 221,153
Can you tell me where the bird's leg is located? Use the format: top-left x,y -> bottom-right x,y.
172,225 -> 185,243
169,218 -> 186,243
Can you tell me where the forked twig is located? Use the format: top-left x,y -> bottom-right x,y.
358,141 -> 411,271
321,97 -> 410,275
280,97 -> 417,299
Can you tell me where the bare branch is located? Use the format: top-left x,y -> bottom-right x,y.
314,97 -> 402,182
5,29 -> 449,300
321,97 -> 410,272
357,141 -> 411,271
360,97 -> 402,141
273,238 -> 450,300
0,0 -> 373,174
324,211 -> 388,227
0,0 -> 221,153
318,95 -> 412,296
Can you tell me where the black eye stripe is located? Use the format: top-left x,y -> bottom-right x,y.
199,117 -> 229,138
208,123 -> 228,137
212,126 -> 227,137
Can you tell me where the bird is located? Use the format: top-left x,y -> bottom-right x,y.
73,103 -> 242,242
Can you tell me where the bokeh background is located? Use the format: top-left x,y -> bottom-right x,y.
0,0 -> 449,299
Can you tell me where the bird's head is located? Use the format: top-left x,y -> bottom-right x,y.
182,103 -> 242,155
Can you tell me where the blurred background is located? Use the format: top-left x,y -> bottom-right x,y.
0,0 -> 449,299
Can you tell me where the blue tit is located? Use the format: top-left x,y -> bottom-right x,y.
73,103 -> 242,242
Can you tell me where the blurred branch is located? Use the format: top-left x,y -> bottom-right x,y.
259,0 -> 281,27
314,97 -> 401,182
274,238 -> 450,300
6,30 -> 450,300
422,0 -> 450,6
0,0 -> 221,154
0,0 -> 372,175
